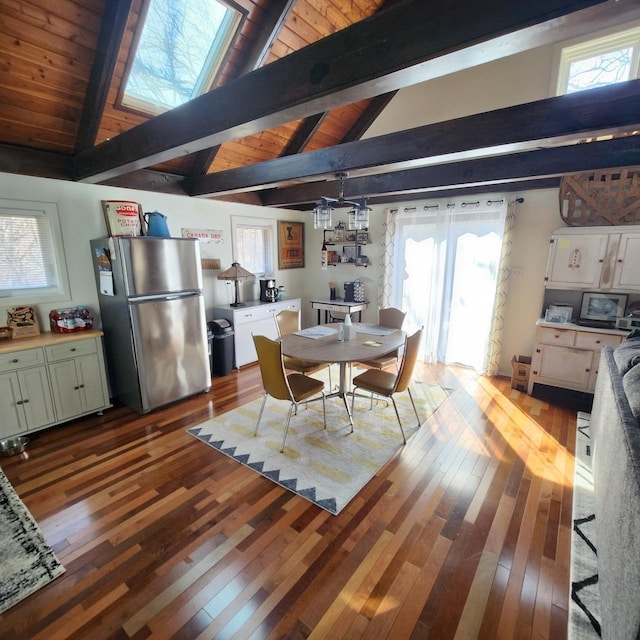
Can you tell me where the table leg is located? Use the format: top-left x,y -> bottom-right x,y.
324,361 -> 354,431
338,362 -> 354,431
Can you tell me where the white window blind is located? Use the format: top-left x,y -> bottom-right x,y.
0,200 -> 69,302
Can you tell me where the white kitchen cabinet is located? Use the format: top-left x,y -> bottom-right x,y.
527,322 -> 625,395
212,299 -> 301,367
45,337 -> 110,422
611,233 -> 640,291
0,331 -> 111,440
545,225 -> 640,291
0,366 -> 55,439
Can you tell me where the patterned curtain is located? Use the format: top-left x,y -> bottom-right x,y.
483,197 -> 516,375
378,208 -> 397,309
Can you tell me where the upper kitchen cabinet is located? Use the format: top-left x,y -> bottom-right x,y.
544,226 -> 640,291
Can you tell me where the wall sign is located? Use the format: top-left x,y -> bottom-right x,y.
278,220 -> 305,269
181,228 -> 224,243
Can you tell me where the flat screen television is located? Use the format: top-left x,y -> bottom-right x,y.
579,292 -> 627,323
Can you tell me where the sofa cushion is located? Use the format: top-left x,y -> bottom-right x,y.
613,332 -> 640,375
591,349 -> 640,640
623,362 -> 640,421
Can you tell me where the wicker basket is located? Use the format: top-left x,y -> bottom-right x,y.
559,166 -> 640,226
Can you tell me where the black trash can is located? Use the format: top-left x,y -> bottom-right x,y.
208,319 -> 234,376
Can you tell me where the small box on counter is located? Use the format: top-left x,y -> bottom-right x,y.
7,306 -> 40,339
49,307 -> 93,333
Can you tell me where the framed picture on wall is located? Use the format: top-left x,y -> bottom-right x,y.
278,220 -> 305,269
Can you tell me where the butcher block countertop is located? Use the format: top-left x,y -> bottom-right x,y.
0,329 -> 104,354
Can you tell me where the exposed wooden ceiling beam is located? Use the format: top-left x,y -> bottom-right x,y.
341,92 -> 398,144
363,178 -> 561,207
188,0 -> 296,176
73,0 -> 608,183
185,79 -> 640,196
0,143 -> 74,180
281,113 -> 327,156
75,0 -> 133,153
261,135 -> 640,206
237,0 -> 296,74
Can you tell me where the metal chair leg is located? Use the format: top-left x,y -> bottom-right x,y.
407,387 -> 421,429
281,403 -> 296,452
254,394 -> 268,437
390,397 -> 407,444
321,392 -> 327,429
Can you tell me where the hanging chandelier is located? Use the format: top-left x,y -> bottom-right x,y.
312,172 -> 371,230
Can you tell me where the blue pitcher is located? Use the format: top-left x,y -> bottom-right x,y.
144,211 -> 170,237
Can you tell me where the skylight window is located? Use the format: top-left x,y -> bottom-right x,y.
556,26 -> 640,95
123,0 -> 242,115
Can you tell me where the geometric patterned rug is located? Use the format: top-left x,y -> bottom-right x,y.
0,466 -> 65,614
188,378 -> 450,515
569,411 -> 601,639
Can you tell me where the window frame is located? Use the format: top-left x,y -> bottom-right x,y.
119,0 -> 246,117
0,198 -> 71,305
553,23 -> 640,96
230,215 -> 276,278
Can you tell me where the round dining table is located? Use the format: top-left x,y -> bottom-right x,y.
279,323 -> 405,426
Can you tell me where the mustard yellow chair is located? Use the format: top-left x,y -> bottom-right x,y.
354,307 -> 406,371
275,309 -> 333,389
350,327 -> 423,443
253,334 -> 326,452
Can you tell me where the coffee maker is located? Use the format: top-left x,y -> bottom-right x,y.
259,278 -> 278,302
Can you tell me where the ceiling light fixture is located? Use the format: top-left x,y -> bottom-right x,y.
312,172 -> 371,230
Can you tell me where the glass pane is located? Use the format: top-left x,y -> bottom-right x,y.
236,226 -> 270,275
124,0 -> 239,113
0,215 -> 57,291
567,47 -> 632,93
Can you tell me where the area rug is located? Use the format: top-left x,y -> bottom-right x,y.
0,466 -> 65,613
188,378 -> 450,515
569,411 -> 601,639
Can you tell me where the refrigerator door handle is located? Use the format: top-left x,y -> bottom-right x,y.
129,291 -> 200,303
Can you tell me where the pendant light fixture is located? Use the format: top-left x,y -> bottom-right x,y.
312,172 -> 370,230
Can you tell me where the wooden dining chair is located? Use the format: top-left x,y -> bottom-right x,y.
275,309 -> 333,389
350,327 -> 423,444
253,335 -> 326,452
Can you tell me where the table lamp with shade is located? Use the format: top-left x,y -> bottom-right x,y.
217,262 -> 255,307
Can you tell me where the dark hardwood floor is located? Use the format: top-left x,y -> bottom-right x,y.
0,362 -> 581,639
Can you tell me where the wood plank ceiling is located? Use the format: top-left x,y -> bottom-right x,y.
1,0 -> 639,209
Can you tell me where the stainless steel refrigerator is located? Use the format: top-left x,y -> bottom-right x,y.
90,236 -> 211,413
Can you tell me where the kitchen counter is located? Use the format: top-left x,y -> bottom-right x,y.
0,329 -> 105,354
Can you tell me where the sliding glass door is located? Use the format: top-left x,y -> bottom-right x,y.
391,199 -> 507,371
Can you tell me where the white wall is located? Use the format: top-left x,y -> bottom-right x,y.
0,171 -> 304,330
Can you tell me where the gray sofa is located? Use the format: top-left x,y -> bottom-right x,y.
589,333 -> 640,639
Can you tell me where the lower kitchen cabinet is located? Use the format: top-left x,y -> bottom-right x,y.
48,354 -> 107,422
212,298 -> 301,368
0,331 -> 111,440
0,366 -> 56,439
527,321 -> 625,395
